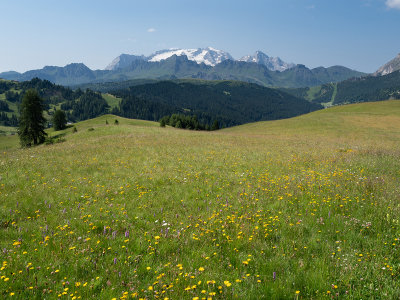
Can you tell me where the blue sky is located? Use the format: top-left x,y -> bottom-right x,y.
1,0 -> 399,73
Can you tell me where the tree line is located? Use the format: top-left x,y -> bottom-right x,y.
159,114 -> 220,131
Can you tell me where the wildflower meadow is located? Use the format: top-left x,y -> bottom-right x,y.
1,101 -> 400,299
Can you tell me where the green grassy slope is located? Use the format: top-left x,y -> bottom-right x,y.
101,94 -> 121,109
226,100 -> 400,139
1,101 -> 400,299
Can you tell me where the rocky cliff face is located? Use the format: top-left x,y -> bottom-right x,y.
374,53 -> 400,76
238,51 -> 295,71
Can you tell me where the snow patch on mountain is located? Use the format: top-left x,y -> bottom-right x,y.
239,51 -> 295,72
147,47 -> 234,66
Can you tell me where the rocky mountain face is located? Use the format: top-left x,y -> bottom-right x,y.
105,54 -> 146,70
374,53 -> 400,76
238,51 -> 295,71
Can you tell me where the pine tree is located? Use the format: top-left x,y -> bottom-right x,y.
53,109 -> 67,131
18,89 -> 47,147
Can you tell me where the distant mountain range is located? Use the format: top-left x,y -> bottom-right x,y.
0,47 -> 366,87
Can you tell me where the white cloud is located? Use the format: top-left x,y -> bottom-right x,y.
386,0 -> 400,9
147,28 -> 156,33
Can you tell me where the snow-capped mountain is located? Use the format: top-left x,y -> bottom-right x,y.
105,54 -> 146,70
147,47 -> 234,66
239,51 -> 295,72
105,48 -> 294,71
374,53 -> 400,76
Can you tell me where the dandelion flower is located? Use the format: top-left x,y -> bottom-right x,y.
224,280 -> 232,287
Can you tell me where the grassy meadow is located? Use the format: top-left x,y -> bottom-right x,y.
1,101 -> 400,299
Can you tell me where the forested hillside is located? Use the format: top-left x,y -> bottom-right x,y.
333,70 -> 400,104
281,70 -> 400,105
0,78 -> 110,126
109,80 -> 323,128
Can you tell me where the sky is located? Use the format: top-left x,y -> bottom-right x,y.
0,0 -> 400,73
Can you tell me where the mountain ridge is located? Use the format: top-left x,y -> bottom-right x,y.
0,48 -> 365,88
105,48 -> 294,72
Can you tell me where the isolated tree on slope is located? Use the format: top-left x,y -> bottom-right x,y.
53,109 -> 67,131
18,89 -> 47,147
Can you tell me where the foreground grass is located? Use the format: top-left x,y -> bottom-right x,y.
1,102 -> 400,299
